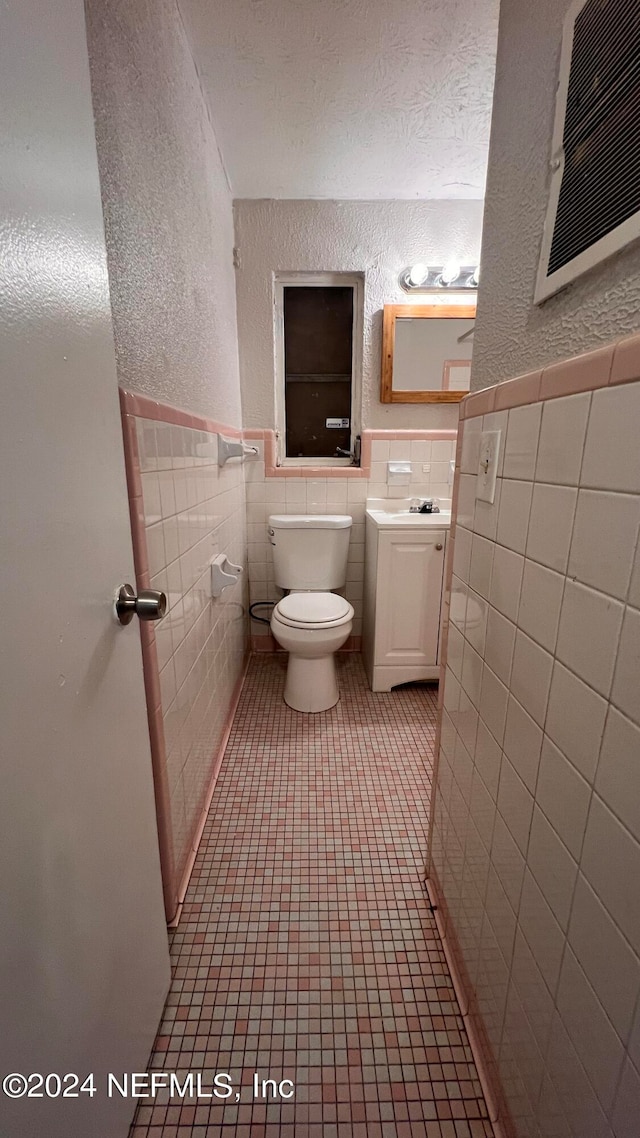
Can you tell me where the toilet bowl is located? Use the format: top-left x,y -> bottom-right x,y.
271,591 -> 354,712
268,514 -> 354,712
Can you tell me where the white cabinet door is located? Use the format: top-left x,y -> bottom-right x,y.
374,530 -> 446,667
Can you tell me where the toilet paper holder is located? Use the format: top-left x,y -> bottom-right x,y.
210,553 -> 243,598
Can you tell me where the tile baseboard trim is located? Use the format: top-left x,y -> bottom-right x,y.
426,869 -> 516,1137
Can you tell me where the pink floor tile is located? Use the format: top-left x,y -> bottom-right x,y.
131,655 -> 493,1138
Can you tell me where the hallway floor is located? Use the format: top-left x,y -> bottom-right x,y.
131,654 -> 493,1138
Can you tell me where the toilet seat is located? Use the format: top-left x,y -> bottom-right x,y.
274,592 -> 353,630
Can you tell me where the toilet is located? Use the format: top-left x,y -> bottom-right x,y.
268,514 -> 354,712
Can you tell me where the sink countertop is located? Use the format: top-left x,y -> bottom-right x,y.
365,497 -> 452,529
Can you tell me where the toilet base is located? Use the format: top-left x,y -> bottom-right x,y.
284,653 -> 339,713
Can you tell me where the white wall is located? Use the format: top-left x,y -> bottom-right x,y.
85,0 -> 242,425
471,0 -> 640,390
234,199 -> 484,430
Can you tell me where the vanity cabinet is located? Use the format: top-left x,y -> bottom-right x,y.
363,521 -> 447,691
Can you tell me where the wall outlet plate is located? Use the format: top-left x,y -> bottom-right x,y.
476,430 -> 501,503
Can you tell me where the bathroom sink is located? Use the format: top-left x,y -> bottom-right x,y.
365,498 -> 452,528
366,510 -> 452,527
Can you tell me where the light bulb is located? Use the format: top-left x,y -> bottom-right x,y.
440,260 -> 461,286
407,263 -> 429,287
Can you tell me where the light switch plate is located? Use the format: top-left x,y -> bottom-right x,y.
476,430 -> 501,503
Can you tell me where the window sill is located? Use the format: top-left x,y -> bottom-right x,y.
244,429 -> 371,478
280,457 -> 353,468
266,463 -> 368,479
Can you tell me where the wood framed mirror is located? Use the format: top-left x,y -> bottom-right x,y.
380,303 -> 476,403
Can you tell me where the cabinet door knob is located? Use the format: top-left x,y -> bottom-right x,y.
435,543 -> 443,551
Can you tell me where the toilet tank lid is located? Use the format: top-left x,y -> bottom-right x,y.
268,514 -> 352,529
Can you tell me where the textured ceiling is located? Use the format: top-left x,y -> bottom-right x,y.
179,0 -> 499,200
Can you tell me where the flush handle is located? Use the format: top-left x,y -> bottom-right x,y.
115,583 -> 167,626
435,543 -> 443,551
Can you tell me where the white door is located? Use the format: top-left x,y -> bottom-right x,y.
0,3 -> 170,1136
375,530 -> 446,667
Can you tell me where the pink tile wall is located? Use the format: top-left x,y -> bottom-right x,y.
243,429 -> 458,647
120,392 -> 248,922
428,336 -> 640,1138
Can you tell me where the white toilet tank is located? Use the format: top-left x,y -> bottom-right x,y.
268,515 -> 352,590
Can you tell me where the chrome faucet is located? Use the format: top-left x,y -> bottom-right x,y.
409,498 -> 440,514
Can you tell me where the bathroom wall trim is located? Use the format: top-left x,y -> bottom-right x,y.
427,324 -> 640,1138
120,395 -> 177,920
244,427 -> 459,479
426,872 -> 511,1138
120,397 -> 458,478
461,327 -> 640,419
119,387 -> 248,923
120,388 -> 244,438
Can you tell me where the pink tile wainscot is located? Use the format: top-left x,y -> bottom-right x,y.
120,389 -> 249,923
428,335 -> 640,1138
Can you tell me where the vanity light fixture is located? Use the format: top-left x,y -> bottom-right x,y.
399,263 -> 480,292
407,262 -> 430,287
439,260 -> 462,287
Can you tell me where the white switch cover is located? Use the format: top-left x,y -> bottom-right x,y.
476,430 -> 501,503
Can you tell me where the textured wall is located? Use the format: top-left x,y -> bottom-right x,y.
180,0 -> 499,200
472,0 -> 640,390
85,0 -> 242,424
234,198 -> 484,431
